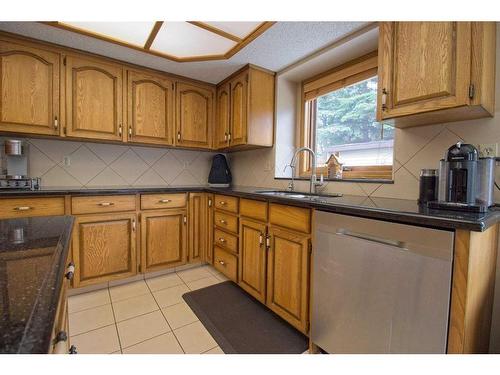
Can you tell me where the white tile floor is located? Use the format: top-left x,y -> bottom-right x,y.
68,265 -> 229,354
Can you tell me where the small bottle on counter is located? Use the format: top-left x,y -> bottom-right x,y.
418,169 -> 439,205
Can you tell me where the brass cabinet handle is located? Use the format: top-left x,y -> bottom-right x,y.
266,234 -> 271,250
177,131 -> 181,141
54,116 -> 58,130
14,206 -> 32,211
218,260 -> 226,266
219,219 -> 226,224
218,237 -> 226,243
224,133 -> 228,141
132,219 -> 136,231
118,124 -> 122,136
381,88 -> 388,111
228,133 -> 232,142
219,201 -> 227,205
128,125 -> 132,137
259,233 -> 264,247
158,199 -> 171,203
98,202 -> 114,207
208,198 -> 212,207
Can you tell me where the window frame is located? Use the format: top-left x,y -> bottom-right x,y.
298,50 -> 393,181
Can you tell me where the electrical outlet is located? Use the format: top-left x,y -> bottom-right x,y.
476,143 -> 498,158
63,156 -> 71,166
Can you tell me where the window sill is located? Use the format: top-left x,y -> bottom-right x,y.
274,177 -> 394,184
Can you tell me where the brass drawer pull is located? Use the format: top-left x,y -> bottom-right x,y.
219,201 -> 227,205
98,202 -> 114,207
219,219 -> 226,224
14,206 -> 32,211
218,260 -> 226,266
218,238 -> 226,243
158,199 -> 172,203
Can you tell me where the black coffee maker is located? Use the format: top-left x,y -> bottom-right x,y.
444,142 -> 478,205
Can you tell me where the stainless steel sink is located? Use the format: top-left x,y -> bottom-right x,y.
256,190 -> 342,199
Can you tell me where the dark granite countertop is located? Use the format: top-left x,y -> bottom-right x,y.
0,185 -> 498,231
0,215 -> 74,354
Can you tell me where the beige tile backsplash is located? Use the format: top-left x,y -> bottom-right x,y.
7,137 -> 215,188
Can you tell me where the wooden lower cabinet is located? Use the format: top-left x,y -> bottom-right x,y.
188,193 -> 206,263
266,226 -> 310,333
72,213 -> 137,287
238,219 -> 267,303
205,194 -> 214,264
141,210 -> 187,273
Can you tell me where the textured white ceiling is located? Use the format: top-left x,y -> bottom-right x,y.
0,21 -> 368,84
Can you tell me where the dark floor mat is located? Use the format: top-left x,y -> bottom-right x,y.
182,281 -> 308,354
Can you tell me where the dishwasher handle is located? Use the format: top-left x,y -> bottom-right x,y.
335,229 -> 408,250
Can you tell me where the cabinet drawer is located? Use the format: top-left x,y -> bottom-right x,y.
240,198 -> 268,221
71,195 -> 136,215
269,203 -> 311,233
214,194 -> 238,213
214,247 -> 237,282
214,228 -> 238,253
141,193 -> 187,210
0,197 -> 65,219
214,211 -> 238,233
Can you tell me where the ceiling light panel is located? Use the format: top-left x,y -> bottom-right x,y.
63,22 -> 155,47
203,22 -> 263,39
151,22 -> 237,58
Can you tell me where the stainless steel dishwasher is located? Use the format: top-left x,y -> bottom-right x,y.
312,211 -> 454,353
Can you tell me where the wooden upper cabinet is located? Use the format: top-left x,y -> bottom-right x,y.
266,226 -> 310,333
127,69 -> 174,145
72,213 -> 137,287
238,218 -> 267,303
0,39 -> 60,136
378,22 -> 496,127
175,82 -> 214,149
229,72 -> 248,147
215,65 -> 275,151
215,82 -> 230,149
141,209 -> 187,273
65,55 -> 123,141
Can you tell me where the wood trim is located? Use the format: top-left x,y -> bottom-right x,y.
303,50 -> 378,98
40,21 -> 275,63
447,225 -> 498,353
187,22 -> 242,43
224,22 -> 276,59
144,21 -> 164,49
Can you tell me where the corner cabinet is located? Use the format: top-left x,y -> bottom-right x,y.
175,82 -> 214,149
215,82 -> 230,149
0,38 -> 60,136
65,55 -> 124,141
378,22 -> 496,128
215,65 -> 275,150
72,213 -> 137,288
127,69 -> 174,146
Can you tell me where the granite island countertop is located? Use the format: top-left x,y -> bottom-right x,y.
0,215 -> 74,354
0,185 -> 499,231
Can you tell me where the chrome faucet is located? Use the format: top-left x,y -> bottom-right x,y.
287,147 -> 324,194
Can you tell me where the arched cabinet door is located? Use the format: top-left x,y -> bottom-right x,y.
127,70 -> 174,146
229,72 -> 248,146
215,83 -> 230,149
0,39 -> 60,135
175,82 -> 214,149
65,55 -> 123,141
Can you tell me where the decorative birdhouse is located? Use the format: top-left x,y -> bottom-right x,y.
327,153 -> 343,179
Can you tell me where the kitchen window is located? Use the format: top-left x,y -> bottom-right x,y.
299,51 -> 394,181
